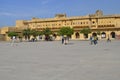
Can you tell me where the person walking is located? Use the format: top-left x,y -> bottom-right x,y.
107,37 -> 111,42
90,36 -> 93,45
93,36 -> 98,45
11,36 -> 16,46
61,36 -> 64,44
64,35 -> 67,45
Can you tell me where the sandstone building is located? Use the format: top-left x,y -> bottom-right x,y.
0,10 -> 120,41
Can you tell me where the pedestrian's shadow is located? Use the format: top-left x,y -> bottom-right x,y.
65,43 -> 74,45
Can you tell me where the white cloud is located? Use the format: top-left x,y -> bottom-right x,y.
41,0 -> 49,5
0,12 -> 33,17
0,12 -> 16,16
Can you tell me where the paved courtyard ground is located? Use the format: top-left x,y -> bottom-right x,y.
0,40 -> 120,80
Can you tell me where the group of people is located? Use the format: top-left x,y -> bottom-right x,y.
90,36 -> 111,45
11,35 -> 111,46
62,36 -> 69,45
90,36 -> 98,45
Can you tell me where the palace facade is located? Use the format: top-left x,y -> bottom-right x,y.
0,10 -> 120,41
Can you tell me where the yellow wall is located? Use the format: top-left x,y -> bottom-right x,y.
1,10 -> 120,41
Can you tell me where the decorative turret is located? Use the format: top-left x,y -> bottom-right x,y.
95,10 -> 103,16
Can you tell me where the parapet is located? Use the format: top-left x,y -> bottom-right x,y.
55,14 -> 67,18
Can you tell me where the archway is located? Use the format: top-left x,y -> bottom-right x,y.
53,33 -> 57,38
111,32 -> 115,38
101,32 -> 106,38
75,32 -> 80,38
92,32 -> 97,37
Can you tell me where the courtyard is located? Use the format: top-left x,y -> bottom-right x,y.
0,40 -> 120,80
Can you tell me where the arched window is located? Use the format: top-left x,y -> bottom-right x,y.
53,33 -> 57,38
92,32 -> 97,37
101,32 -> 106,38
111,32 -> 115,38
75,32 -> 80,38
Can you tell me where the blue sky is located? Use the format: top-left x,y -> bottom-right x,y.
0,0 -> 120,27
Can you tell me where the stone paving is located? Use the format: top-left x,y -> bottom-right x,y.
0,40 -> 120,80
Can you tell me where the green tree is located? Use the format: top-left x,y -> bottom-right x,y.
42,28 -> 52,36
42,28 -> 52,41
31,30 -> 38,39
80,28 -> 91,38
31,30 -> 43,39
37,31 -> 43,36
58,27 -> 74,38
7,31 -> 18,39
22,28 -> 31,40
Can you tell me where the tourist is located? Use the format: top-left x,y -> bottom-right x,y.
107,37 -> 111,42
90,36 -> 93,45
61,36 -> 64,44
93,36 -> 98,45
11,36 -> 16,46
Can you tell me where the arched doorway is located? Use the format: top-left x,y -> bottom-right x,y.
101,32 -> 106,38
53,33 -> 57,38
111,32 -> 115,38
75,32 -> 80,39
92,32 -> 97,37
